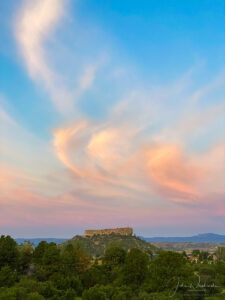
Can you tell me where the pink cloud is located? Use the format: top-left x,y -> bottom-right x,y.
144,144 -> 202,203
51,115 -> 224,212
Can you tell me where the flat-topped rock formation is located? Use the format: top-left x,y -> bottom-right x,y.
61,229 -> 157,257
84,227 -> 133,237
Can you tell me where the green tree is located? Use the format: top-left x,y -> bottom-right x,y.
16,277 -> 40,294
215,247 -> 225,262
82,265 -> 107,289
27,292 -> 45,300
215,261 -> 225,287
33,242 -> 61,281
0,266 -> 16,287
74,249 -> 91,274
103,246 -> 126,270
149,251 -> 195,293
192,249 -> 200,257
33,241 -> 48,265
41,243 -> 61,277
51,273 -> 82,296
38,280 -> 61,298
61,244 -> 80,276
0,286 -> 27,300
111,285 -> 133,300
19,241 -> 33,274
61,244 -> 91,276
122,248 -> 149,289
199,251 -> 210,262
0,235 -> 19,270
82,285 -> 108,300
42,243 -> 60,266
63,288 -> 77,300
134,291 -> 180,299
197,264 -> 219,297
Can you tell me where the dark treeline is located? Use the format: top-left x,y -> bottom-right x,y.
0,235 -> 225,299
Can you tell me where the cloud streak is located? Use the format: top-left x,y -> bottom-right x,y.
14,0 -> 101,114
52,84 -> 225,208
15,0 -> 68,110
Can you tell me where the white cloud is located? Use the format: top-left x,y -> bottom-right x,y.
14,0 -> 100,114
15,0 -> 68,111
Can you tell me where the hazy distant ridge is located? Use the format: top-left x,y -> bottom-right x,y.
15,233 -> 225,246
15,238 -> 68,246
140,233 -> 225,243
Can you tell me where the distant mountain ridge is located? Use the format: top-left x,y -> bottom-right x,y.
140,233 -> 225,243
14,233 -> 225,246
15,238 -> 68,246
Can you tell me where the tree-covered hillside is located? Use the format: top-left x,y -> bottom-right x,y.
0,235 -> 225,299
59,234 -> 158,257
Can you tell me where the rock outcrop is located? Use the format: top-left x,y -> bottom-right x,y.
84,227 -> 133,237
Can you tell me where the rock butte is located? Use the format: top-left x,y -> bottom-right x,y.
84,227 -> 133,237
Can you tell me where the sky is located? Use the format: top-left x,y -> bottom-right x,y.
0,0 -> 224,238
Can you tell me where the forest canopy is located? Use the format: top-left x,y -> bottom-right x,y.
0,235 -> 224,299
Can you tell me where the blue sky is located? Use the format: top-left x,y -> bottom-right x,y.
0,0 -> 224,237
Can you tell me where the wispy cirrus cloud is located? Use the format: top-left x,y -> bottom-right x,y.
15,0 -> 68,111
52,73 -> 225,210
15,0 -> 64,78
14,0 -> 101,114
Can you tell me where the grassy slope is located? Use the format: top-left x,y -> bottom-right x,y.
59,234 -> 158,257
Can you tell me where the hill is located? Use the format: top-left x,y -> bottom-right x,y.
140,233 -> 225,243
59,233 -> 158,257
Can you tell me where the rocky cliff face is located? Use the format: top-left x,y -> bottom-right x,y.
84,227 -> 133,237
